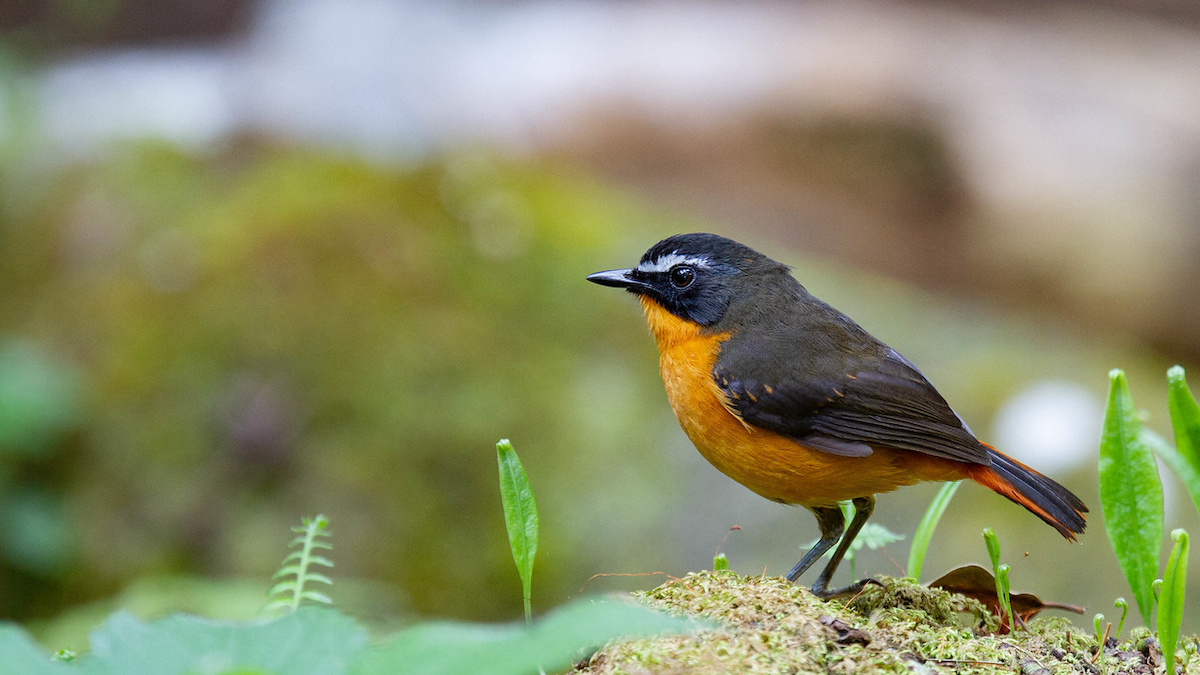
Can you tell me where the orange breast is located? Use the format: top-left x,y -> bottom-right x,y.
639,297 -> 964,507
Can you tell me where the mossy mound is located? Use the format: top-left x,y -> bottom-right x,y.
578,571 -> 1197,675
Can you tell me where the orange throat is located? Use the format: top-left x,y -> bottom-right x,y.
638,296 -> 715,349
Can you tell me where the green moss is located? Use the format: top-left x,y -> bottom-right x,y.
578,571 -> 1200,675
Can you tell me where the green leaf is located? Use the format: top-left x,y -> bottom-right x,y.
304,573 -> 334,586
1142,428 -> 1200,520
1099,369 -> 1164,626
83,606 -> 366,675
350,596 -> 700,675
713,553 -> 729,571
0,625 -> 76,674
262,600 -> 293,614
300,590 -> 333,605
1157,529 -> 1189,675
496,439 -> 538,622
1167,366 -> 1200,514
907,481 -> 960,581
267,581 -> 298,596
273,565 -> 302,579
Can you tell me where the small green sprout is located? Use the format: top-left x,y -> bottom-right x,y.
982,528 -> 1015,630
1113,597 -> 1128,639
1091,613 -> 1110,665
713,553 -> 729,571
497,439 -> 539,623
264,515 -> 334,614
1158,529 -> 1189,675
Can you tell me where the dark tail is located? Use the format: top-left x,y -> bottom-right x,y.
966,445 -> 1088,541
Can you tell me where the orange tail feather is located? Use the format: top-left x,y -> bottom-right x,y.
965,446 -> 1088,541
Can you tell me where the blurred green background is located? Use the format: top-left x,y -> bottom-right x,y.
2,0 -> 1200,650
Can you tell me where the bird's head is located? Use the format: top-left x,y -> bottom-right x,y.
587,233 -> 793,340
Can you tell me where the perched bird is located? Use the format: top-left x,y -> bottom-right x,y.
587,233 -> 1087,597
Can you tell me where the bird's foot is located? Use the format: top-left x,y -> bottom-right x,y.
809,577 -> 882,599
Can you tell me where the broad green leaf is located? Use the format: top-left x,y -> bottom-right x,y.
80,606 -> 366,675
496,439 -> 538,622
908,480 -> 960,581
0,625 -> 76,674
1157,529 -> 1189,675
351,596 -> 700,675
1099,369 -> 1164,626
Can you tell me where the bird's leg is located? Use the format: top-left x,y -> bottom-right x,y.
785,506 -> 844,582
809,496 -> 883,598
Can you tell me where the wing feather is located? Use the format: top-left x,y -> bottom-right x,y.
715,343 -> 989,466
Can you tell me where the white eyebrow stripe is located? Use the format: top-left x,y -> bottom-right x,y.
636,253 -> 713,274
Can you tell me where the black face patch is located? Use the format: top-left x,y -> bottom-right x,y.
633,261 -> 734,324
629,253 -> 738,327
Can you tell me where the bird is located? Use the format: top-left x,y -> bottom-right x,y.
587,233 -> 1087,598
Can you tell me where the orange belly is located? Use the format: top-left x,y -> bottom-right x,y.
641,297 -> 964,507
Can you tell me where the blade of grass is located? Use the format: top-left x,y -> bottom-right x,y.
907,480 -> 961,581
1099,369 -> 1164,626
497,439 -> 539,623
1157,529 -> 1189,675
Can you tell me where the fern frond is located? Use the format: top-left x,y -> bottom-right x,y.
263,514 -> 334,614
300,590 -> 333,605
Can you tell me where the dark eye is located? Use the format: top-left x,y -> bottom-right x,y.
668,265 -> 696,289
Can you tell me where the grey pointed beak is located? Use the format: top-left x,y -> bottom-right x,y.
586,268 -> 646,290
